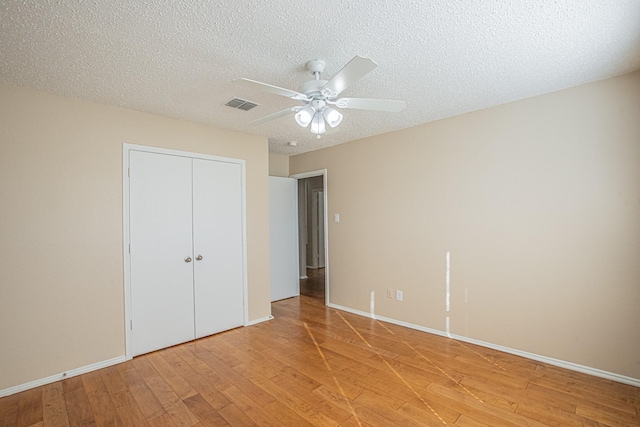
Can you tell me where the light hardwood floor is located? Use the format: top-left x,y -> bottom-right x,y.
300,268 -> 325,300
1,295 -> 639,426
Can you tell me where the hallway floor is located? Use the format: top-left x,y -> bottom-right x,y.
300,268 -> 325,301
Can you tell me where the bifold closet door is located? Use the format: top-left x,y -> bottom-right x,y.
192,159 -> 244,338
129,151 -> 196,356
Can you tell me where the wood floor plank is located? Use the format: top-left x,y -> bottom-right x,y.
85,389 -> 124,427
119,367 -> 166,420
16,387 -> 42,427
263,343 -> 364,400
515,402 -> 610,427
147,412 -> 178,427
161,348 -> 202,379
62,387 -> 96,426
195,351 -> 275,407
459,376 -> 577,413
425,381 -> 550,427
454,414 -> 492,426
146,352 -> 198,401
181,373 -> 230,412
184,394 -> 229,426
260,400 -> 314,427
527,381 -> 637,417
181,394 -> 229,426
99,366 -> 128,398
352,389 -> 429,426
217,404 -> 259,427
528,374 -> 637,414
396,400 -> 462,426
132,357 -> 160,379
575,401 -> 640,426
60,377 -> 83,395
41,383 -> 69,427
143,375 -> 199,427
112,391 -> 151,427
220,386 -> 286,427
215,339 -> 287,380
0,393 -> 20,426
236,366 -> 342,426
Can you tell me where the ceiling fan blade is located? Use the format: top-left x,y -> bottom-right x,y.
248,107 -> 301,125
322,56 -> 378,98
234,78 -> 308,100
335,97 -> 406,112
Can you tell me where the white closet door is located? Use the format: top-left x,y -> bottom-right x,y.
129,151 -> 195,356
192,159 -> 244,338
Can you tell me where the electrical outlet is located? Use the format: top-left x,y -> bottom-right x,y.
386,288 -> 393,298
396,290 -> 403,301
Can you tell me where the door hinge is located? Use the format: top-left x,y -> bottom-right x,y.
128,167 -> 130,177
128,243 -> 131,254
130,320 -> 133,330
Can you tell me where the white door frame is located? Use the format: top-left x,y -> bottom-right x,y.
290,169 -> 329,304
123,143 -> 248,360
311,189 -> 325,269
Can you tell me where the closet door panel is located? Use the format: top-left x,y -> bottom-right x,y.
192,159 -> 244,338
129,151 -> 195,356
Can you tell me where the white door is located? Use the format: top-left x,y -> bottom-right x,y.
129,151 -> 195,356
193,159 -> 244,337
128,149 -> 245,356
269,177 -> 299,301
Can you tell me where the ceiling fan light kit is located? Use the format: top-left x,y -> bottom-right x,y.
235,56 -> 407,138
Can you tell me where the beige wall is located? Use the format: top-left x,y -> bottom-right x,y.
290,71 -> 640,380
0,84 -> 271,391
269,153 -> 289,177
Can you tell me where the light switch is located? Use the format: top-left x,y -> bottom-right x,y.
334,213 -> 340,223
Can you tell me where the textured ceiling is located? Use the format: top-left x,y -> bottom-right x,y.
1,1 -> 640,155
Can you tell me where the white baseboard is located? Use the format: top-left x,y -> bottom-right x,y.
300,275 -> 308,280
327,302 -> 640,388
246,314 -> 274,327
0,355 -> 126,398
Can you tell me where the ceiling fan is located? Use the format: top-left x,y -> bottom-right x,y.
233,56 -> 407,138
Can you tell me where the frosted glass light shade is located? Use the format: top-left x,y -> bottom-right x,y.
323,107 -> 343,128
310,112 -> 326,135
294,106 -> 315,127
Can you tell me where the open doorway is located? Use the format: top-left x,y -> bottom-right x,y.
292,171 -> 328,303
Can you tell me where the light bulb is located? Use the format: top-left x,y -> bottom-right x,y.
323,107 -> 343,128
310,112 -> 326,135
294,105 -> 315,127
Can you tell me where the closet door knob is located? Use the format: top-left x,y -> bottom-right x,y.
184,257 -> 192,263
195,255 -> 203,261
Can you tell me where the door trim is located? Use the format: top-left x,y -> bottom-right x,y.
311,189 -> 325,269
290,169 -> 329,304
123,143 -> 248,360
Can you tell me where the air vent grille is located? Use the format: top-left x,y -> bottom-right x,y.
225,98 -> 259,111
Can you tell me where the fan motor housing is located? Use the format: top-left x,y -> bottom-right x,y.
299,79 -> 329,98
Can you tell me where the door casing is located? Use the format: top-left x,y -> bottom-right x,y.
290,169 -> 329,304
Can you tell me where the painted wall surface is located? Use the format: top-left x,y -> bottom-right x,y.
290,71 -> 640,380
0,84 -> 272,391
269,153 -> 289,177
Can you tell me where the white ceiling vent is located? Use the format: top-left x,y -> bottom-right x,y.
225,98 -> 259,111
